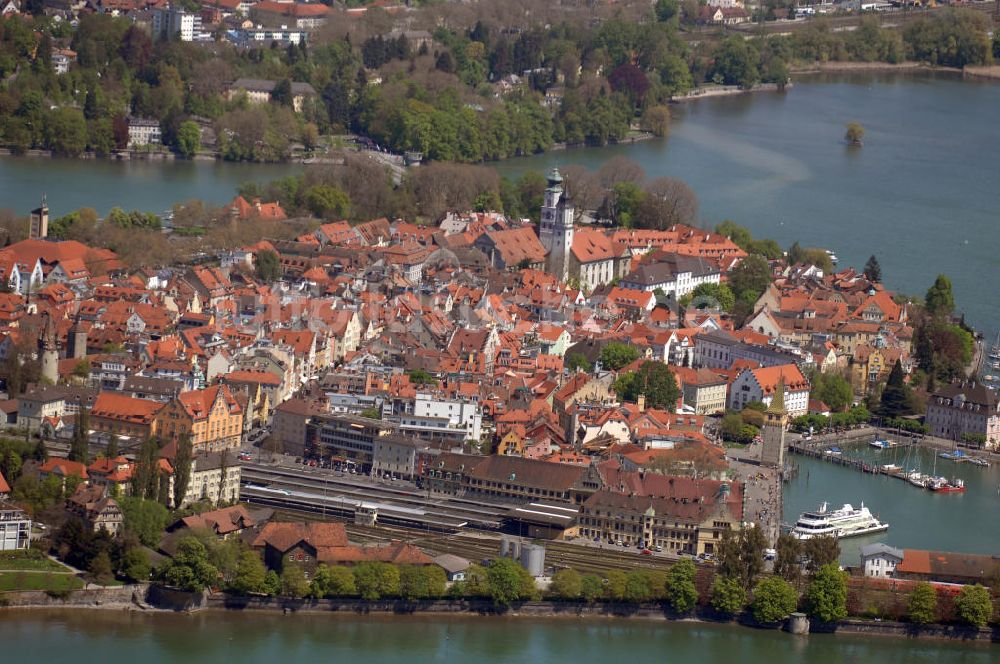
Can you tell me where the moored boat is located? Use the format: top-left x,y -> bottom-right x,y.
791,502 -> 888,540
929,477 -> 966,493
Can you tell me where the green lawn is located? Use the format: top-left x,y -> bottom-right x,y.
0,550 -> 70,572
0,571 -> 84,592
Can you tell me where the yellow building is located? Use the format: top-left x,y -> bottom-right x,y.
156,385 -> 244,453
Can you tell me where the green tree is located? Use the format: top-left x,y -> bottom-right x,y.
159,537 -> 219,591
353,561 -> 399,600
811,372 -> 854,412
720,411 -> 757,444
903,8 -> 993,68
69,407 -> 90,464
803,535 -> 840,574
407,369 -> 436,386
863,255 -> 882,283
879,360 -> 915,417
716,220 -> 753,249
263,570 -> 281,595
599,342 -> 640,371
230,551 -> 268,595
254,250 -> 282,283
773,533 -> 802,584
89,550 -> 115,585
486,557 -> 535,606
803,563 -> 847,623
687,283 -> 735,312
844,122 -> 865,146
580,574 -> 605,603
304,184 -> 351,219
549,568 -> 583,599
624,570 -> 653,604
119,547 -> 151,582
716,526 -> 767,592
613,362 -> 680,410
710,575 -> 748,617
751,576 -> 798,624
665,559 -> 699,614
605,569 -> 627,601
954,584 -> 993,627
728,255 -> 772,307
176,121 -> 201,158
44,107 -> 89,156
281,564 -> 310,598
566,353 -> 592,373
311,564 -> 357,598
399,565 -> 446,600
119,497 -> 170,547
712,36 -> 761,88
906,581 -> 938,624
172,434 -> 193,509
924,274 -> 955,318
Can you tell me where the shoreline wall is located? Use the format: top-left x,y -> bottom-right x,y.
3,588 -> 997,642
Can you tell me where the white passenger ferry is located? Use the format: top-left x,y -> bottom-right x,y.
791,502 -> 888,540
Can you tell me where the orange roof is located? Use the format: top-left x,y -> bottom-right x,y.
177,384 -> 242,421
572,228 -> 621,263
0,469 -> 10,493
896,549 -> 931,575
221,370 -> 282,387
748,364 -> 810,394
39,458 -> 89,479
91,392 -> 165,424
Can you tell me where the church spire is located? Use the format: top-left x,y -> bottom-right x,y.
767,376 -> 786,415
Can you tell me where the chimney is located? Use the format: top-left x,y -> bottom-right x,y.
637,394 -> 645,412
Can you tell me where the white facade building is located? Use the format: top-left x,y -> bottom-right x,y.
152,6 -> 204,42
619,253 -> 720,297
0,504 -> 31,551
860,543 -> 903,578
387,394 -> 483,442
728,364 -> 811,418
127,117 -> 162,148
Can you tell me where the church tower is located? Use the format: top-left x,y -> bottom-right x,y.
539,168 -> 574,282
39,311 -> 59,385
760,377 -> 788,469
29,197 -> 49,240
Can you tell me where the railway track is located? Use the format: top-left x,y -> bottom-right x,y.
270,506 -> 699,575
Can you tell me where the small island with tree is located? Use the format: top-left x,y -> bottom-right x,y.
845,122 -> 866,147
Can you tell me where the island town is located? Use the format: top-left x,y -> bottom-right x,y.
0,165 -> 995,635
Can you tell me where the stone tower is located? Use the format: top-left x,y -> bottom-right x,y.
760,377 -> 788,469
39,311 -> 59,385
538,168 -> 574,282
29,197 -> 49,240
67,316 -> 88,360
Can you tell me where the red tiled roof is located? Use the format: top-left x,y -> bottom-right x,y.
252,521 -> 349,552
92,392 -> 165,424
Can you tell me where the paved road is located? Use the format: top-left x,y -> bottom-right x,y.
728,442 -> 782,546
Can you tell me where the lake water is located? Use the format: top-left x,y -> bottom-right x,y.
783,441 -> 1000,562
0,157 -> 302,218
0,610 -> 995,663
1,73 -> 998,330
496,72 -> 1000,335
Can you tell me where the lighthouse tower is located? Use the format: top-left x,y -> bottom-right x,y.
538,168 -> 574,282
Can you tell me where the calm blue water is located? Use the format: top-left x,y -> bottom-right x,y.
784,441 -> 1000,561
0,610 -> 995,662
